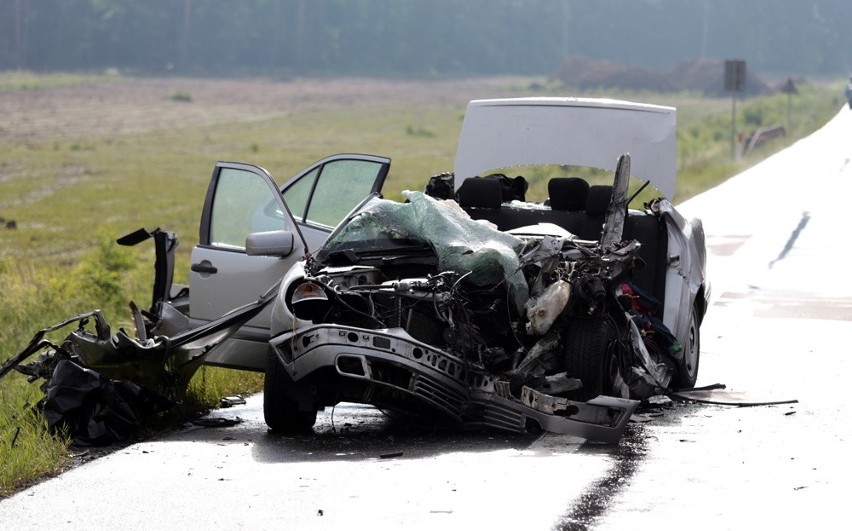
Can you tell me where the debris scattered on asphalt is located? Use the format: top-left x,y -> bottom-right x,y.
220,396 -> 247,408
645,395 -> 673,406
669,385 -> 798,407
192,417 -> 243,428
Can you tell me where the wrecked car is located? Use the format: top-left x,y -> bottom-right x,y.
252,98 -> 706,443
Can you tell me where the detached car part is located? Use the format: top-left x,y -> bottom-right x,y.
0,229 -> 277,445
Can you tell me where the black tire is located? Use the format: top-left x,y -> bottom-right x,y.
673,304 -> 700,389
564,318 -> 616,401
264,347 -> 317,433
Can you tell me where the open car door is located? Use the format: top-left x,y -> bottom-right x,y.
190,156 -> 389,371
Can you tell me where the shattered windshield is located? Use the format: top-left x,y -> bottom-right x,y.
321,191 -> 530,310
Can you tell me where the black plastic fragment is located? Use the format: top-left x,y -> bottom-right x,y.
43,360 -> 173,446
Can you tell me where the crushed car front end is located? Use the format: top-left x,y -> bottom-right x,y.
265,191 -> 649,442
271,323 -> 636,443
264,97 -> 707,444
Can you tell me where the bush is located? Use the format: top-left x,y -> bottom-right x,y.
168,91 -> 192,102
73,232 -> 136,307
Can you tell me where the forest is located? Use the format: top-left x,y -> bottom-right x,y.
2,0 -> 851,79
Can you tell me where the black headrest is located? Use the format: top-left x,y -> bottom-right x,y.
548,177 -> 589,211
585,185 -> 613,217
482,173 -> 528,202
456,177 -> 503,209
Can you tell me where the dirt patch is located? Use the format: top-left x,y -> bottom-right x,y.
0,77 -> 515,142
552,56 -> 772,96
552,56 -> 675,92
666,59 -> 771,96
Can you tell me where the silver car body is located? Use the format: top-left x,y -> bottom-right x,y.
259,98 -> 705,440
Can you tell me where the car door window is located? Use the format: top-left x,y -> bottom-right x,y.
283,159 -> 386,229
282,167 -> 318,221
210,167 -> 286,250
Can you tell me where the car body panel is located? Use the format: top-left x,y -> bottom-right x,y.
270,323 -> 638,443
279,153 -> 390,251
453,97 -> 677,198
190,162 -> 303,324
660,200 -> 708,337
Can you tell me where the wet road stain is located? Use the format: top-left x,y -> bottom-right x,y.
768,211 -> 810,269
553,423 -> 649,530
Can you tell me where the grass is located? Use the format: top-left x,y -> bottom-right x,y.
0,73 -> 844,497
0,70 -> 124,91
168,91 -> 193,102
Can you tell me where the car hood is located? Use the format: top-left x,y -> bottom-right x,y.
453,97 -> 677,199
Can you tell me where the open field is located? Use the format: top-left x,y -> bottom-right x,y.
1,74 -> 840,264
0,73 -> 843,495
0,76 -> 517,141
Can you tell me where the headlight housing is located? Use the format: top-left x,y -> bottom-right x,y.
289,280 -> 331,321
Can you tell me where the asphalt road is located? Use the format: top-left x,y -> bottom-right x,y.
596,105 -> 852,530
2,107 -> 851,530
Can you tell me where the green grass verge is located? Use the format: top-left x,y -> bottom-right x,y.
0,74 -> 844,497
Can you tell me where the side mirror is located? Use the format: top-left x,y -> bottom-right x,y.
246,230 -> 295,257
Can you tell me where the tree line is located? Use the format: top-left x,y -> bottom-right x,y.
2,0 -> 849,78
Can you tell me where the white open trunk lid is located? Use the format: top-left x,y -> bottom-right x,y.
453,97 -> 677,199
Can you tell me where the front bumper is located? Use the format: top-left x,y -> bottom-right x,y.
270,324 -> 638,443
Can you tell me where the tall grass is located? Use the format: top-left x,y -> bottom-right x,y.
0,74 -> 844,496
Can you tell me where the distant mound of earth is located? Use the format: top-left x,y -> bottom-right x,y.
552,56 -> 676,92
552,56 -> 772,96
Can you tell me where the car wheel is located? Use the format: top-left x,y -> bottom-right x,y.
263,347 -> 317,433
564,318 -> 616,401
673,304 -> 700,389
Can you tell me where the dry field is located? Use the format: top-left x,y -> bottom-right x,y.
0,75 -> 546,264
0,76 -> 519,141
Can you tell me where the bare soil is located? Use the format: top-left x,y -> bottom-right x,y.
0,77 -> 517,141
552,56 -> 772,96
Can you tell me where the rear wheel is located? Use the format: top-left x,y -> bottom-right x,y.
673,304 -> 700,389
264,347 -> 317,433
564,318 -> 617,400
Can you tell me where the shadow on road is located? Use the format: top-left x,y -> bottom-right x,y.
158,402 -> 540,464
252,405 -> 540,464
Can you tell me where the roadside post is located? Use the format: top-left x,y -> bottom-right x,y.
780,78 -> 798,131
725,59 -> 746,160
